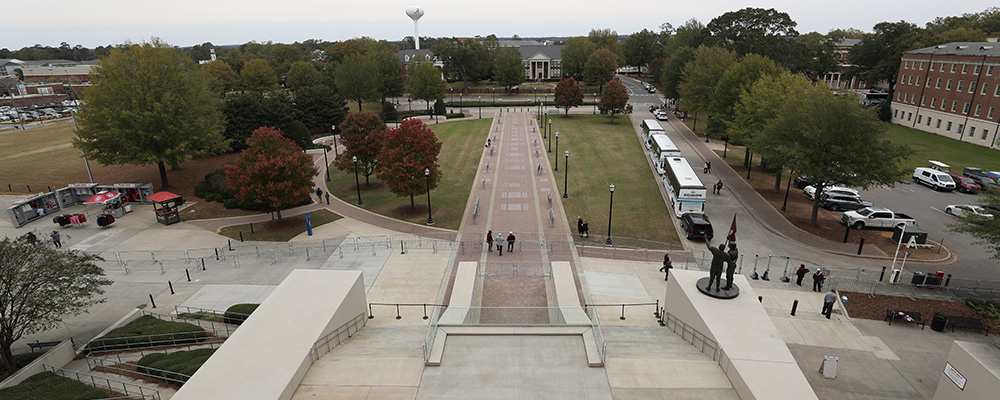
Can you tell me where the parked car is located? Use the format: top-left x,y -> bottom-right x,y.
950,174 -> 982,193
962,167 -> 999,189
803,185 -> 859,200
945,204 -> 994,218
841,207 -> 917,230
793,176 -> 814,189
680,213 -> 714,240
820,194 -> 873,211
913,167 -> 956,191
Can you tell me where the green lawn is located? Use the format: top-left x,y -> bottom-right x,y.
326,119 -> 492,229
885,123 -> 1000,172
0,371 -> 108,400
218,209 -> 342,242
547,114 -> 680,247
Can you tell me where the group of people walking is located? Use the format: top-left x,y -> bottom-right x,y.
795,264 -> 826,292
576,217 -> 589,237
485,230 -> 516,256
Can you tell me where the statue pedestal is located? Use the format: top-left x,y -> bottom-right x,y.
696,277 -> 740,299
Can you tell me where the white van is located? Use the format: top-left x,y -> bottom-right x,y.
913,167 -> 956,191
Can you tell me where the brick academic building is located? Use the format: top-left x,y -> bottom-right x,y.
891,42 -> 1000,149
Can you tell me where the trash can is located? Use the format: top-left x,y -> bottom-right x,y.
911,271 -> 926,285
931,313 -> 947,332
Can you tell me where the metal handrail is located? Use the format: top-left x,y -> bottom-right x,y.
310,312 -> 368,361
87,356 -> 193,386
659,311 -> 721,362
84,328 -> 231,354
42,364 -> 161,400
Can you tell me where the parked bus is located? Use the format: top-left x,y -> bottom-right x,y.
662,157 -> 707,217
641,119 -> 665,146
647,134 -> 681,174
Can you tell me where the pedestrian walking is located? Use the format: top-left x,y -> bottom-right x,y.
703,161 -> 709,174
486,230 -> 494,253
497,232 -> 504,256
659,253 -> 673,281
795,264 -> 809,286
712,181 -> 719,194
577,216 -> 584,236
50,230 -> 61,248
822,290 -> 837,316
506,232 -> 516,252
24,231 -> 37,245
315,187 -> 323,201
486,138 -> 491,148
716,180 -> 723,194
325,192 -> 330,205
707,161 -> 712,173
582,220 -> 589,237
812,268 -> 826,292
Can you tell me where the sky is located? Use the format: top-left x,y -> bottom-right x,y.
2,0 -> 997,50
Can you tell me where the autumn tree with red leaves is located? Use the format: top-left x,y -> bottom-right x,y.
376,118 -> 442,208
598,78 -> 629,123
554,77 -> 584,115
226,127 -> 317,220
333,112 -> 385,186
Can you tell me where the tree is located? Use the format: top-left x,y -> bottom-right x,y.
709,53 -> 784,138
408,59 -> 446,112
949,189 -> 1000,259
432,39 -> 488,88
584,49 -> 620,90
560,37 -> 597,79
333,112 -> 385,186
677,46 -> 737,131
75,39 -> 228,189
554,77 -> 584,115
755,85 -> 910,226
223,92 -> 296,150
660,46 -> 695,99
367,43 -> 406,104
226,127 -> 317,220
588,28 -> 623,61
335,54 -> 379,110
293,84 -> 347,132
285,61 -> 322,92
494,47 -> 524,91
847,21 -> 922,97
241,58 -> 278,92
202,61 -> 241,95
376,118 -> 442,208
598,78 -> 629,122
789,32 -> 838,79
622,29 -> 662,73
0,237 -> 112,378
706,8 -> 800,68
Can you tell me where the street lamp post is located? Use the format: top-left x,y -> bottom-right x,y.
563,150 -> 569,198
331,125 -> 338,158
424,168 -> 434,225
547,123 -> 553,152
323,140 -> 331,182
745,154 -> 752,180
593,92 -> 597,114
492,88 -> 495,105
553,132 -> 559,166
478,96 -> 481,119
70,109 -> 94,183
606,184 -> 615,245
460,93 -> 463,114
407,98 -> 411,112
780,172 -> 793,212
723,136 -> 729,158
543,114 -> 548,138
352,156 -> 363,205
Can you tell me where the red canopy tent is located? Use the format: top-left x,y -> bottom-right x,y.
83,191 -> 121,204
147,191 -> 183,225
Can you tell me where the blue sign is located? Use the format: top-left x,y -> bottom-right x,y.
305,212 -> 313,236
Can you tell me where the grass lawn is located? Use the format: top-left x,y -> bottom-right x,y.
217,209 -> 342,242
326,119 -> 492,229
885,123 -> 1000,172
0,371 -> 108,400
346,102 -> 384,114
547,114 -> 680,247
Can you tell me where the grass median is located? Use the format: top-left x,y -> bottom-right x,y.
218,209 -> 341,242
546,114 -> 680,247
326,118 -> 492,229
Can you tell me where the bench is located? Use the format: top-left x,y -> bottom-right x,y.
885,309 -> 925,329
945,315 -> 990,335
27,340 -> 62,352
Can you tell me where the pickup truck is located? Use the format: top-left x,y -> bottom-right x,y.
841,207 -> 917,230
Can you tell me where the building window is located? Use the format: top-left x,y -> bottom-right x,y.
941,63 -> 946,72
958,124 -> 964,134
930,62 -> 936,70
900,74 -> 906,84
988,65 -> 994,76
969,82 -> 976,93
963,103 -> 970,114
920,62 -> 925,70
936,78 -> 941,88
969,127 -> 975,137
926,77 -> 932,87
983,129 -> 989,140
908,75 -> 914,85
927,117 -> 932,126
897,92 -> 903,101
983,83 -> 990,95
916,76 -> 921,86
975,104 -> 982,116
989,107 -> 996,119
894,109 -> 899,118
908,112 -> 912,121
952,101 -> 958,112
996,85 -> 1000,96
905,93 -> 910,102
957,81 -> 964,91
905,61 -> 912,69
974,65 -> 981,74
951,64 -> 957,73
947,79 -> 953,90
918,115 -> 923,124
921,96 -> 927,106
931,98 -> 938,108
962,64 -> 968,74
947,121 -> 953,131
936,119 -> 942,128
942,100 -> 948,110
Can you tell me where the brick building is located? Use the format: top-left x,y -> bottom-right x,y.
891,42 -> 1000,148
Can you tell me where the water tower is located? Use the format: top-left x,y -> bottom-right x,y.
406,5 -> 424,50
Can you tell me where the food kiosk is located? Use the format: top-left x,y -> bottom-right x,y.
55,183 -> 99,208
94,183 -> 154,205
6,192 -> 61,228
147,191 -> 184,226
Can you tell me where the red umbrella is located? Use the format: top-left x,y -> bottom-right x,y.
84,191 -> 121,204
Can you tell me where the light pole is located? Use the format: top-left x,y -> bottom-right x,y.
331,125 -> 338,159
543,114 -> 548,138
407,98 -> 411,112
780,172 -> 793,212
352,156 -> 363,205
745,153 -> 752,180
460,93 -> 463,114
424,168 -> 434,225
593,92 -> 597,114
723,136 -> 729,158
450,88 -> 453,103
563,150 -> 569,198
547,123 -> 553,152
492,88 -> 496,105
70,109 -> 94,183
478,96 -> 481,119
606,184 -> 615,245
323,140 -> 331,182
554,132 -> 560,166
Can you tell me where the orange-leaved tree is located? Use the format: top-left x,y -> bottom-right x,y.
376,118 -> 442,208
554,77 -> 584,115
226,127 -> 317,220
333,112 -> 386,186
598,78 -> 629,123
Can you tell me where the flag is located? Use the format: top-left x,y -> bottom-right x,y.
727,213 -> 737,243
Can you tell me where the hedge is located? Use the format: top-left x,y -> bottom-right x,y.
136,348 -> 216,386
223,303 -> 260,325
85,315 -> 207,353
0,371 -> 107,400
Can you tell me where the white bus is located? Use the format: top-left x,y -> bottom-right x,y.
647,134 -> 681,175
662,157 -> 707,217
641,119 -> 665,146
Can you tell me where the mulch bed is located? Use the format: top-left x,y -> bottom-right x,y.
839,290 -> 979,321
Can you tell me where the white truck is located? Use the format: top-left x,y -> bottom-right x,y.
841,207 -> 917,230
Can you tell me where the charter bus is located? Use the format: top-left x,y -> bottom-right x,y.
662,157 -> 707,217
648,134 -> 681,175
641,119 -> 665,146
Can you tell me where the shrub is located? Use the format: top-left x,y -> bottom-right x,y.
433,98 -> 446,115
136,348 -> 216,386
223,198 -> 240,209
381,102 -> 397,122
965,298 -> 1000,332
444,113 -> 465,119
85,315 -> 207,353
194,168 -> 236,203
223,304 -> 260,325
0,371 -> 107,400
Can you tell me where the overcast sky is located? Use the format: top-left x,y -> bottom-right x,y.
2,1 -> 997,50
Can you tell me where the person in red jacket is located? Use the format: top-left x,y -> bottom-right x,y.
795,264 -> 809,286
812,268 -> 826,292
506,232 -> 516,252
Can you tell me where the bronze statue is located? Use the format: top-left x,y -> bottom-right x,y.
706,241 -> 730,292
723,243 -> 739,290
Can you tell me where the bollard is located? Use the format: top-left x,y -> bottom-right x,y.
26,185 -> 30,192
857,237 -> 865,255
239,232 -> 244,242
762,255 -> 772,281
654,300 -> 660,318
780,257 -> 790,282
620,304 -> 626,320
659,307 -> 666,326
423,304 -> 429,320
215,248 -> 219,260
368,304 -> 375,319
149,294 -> 156,309
396,304 -> 402,320
790,300 -> 798,316
47,185 -> 51,192
400,240 -> 406,255
168,281 -> 174,295
750,255 -> 759,280
945,274 -> 952,286
228,240 -> 232,251
250,222 -> 254,233
843,224 -> 851,243
201,258 -> 206,271
186,269 -> 191,282
758,296 -> 762,303
879,266 -> 886,282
